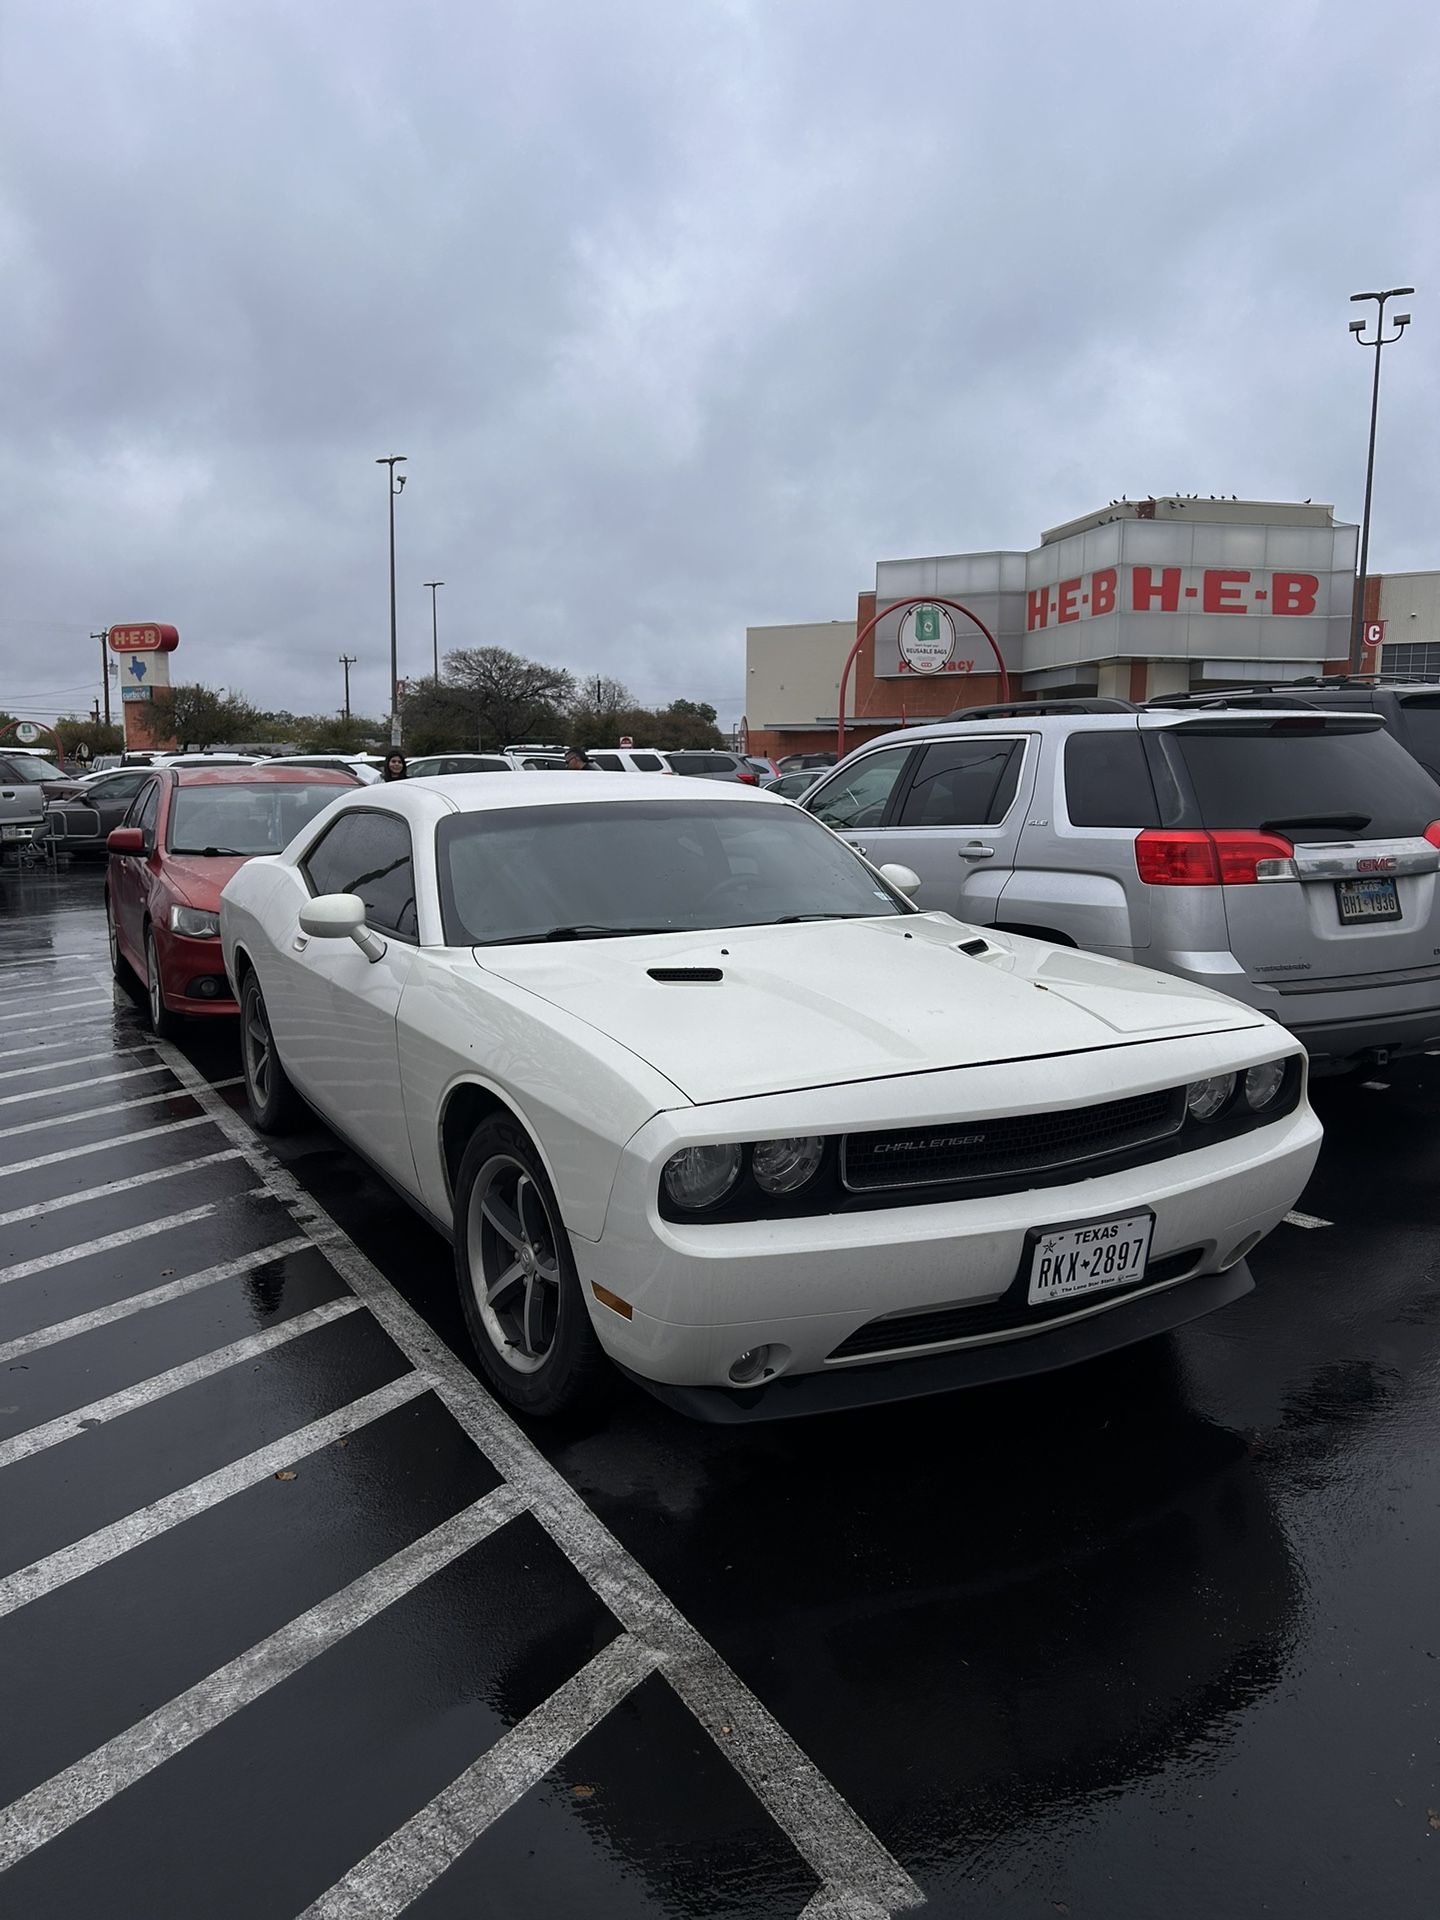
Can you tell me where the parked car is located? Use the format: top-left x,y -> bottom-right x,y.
107,765 -> 357,1036
666,749 -> 760,785
764,769 -> 824,799
22,766 -> 157,863
777,751 -> 838,775
406,753 -> 516,777
0,752 -> 71,800
802,704 -> 1440,1075
585,747 -> 674,773
743,755 -> 780,781
1148,675 -> 1440,781
502,742 -> 569,769
274,754 -> 384,784
221,773 -> 1319,1421
0,752 -> 50,855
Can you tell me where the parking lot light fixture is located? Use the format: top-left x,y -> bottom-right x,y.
1347,288 -> 1414,671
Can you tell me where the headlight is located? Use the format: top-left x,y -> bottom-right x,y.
662,1144 -> 742,1211
1243,1060 -> 1287,1111
1186,1073 -> 1236,1122
752,1136 -> 824,1195
170,905 -> 221,938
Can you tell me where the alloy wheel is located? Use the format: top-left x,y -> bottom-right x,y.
467,1154 -> 562,1373
145,933 -> 163,1027
243,989 -> 273,1109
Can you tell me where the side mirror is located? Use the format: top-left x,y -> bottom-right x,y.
107,828 -> 145,855
879,863 -> 922,899
299,892 -> 387,962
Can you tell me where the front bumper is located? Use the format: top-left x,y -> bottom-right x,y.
575,1090 -> 1320,1413
619,1260 -> 1255,1421
159,930 -> 237,1017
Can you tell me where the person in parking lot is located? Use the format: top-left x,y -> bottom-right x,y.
563,747 -> 596,770
381,752 -> 408,782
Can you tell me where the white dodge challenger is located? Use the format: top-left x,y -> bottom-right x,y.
219,774 -> 1321,1421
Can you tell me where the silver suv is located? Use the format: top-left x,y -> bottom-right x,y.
801,704 -> 1440,1074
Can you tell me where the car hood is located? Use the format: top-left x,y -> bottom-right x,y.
475,914 -> 1268,1103
161,852 -> 253,910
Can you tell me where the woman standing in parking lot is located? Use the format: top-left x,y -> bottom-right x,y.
382,752 -> 408,782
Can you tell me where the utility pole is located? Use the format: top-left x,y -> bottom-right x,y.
423,581 -> 444,680
1346,288 -> 1414,671
91,630 -> 111,726
338,653 -> 357,721
376,456 -> 407,744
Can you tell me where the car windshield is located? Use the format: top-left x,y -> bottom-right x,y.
1161,720 -> 1440,841
2,757 -> 62,783
437,799 -> 908,944
167,780 -> 346,855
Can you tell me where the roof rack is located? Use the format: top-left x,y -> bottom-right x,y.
943,697 -> 1137,722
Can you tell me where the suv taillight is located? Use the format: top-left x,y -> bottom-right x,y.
1136,829 -> 1293,886
1425,822 -> 1440,849
736,768 -> 758,785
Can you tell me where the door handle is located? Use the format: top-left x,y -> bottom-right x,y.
846,840 -> 868,856
959,842 -> 995,860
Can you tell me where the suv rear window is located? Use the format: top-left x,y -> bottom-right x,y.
1064,732 -> 1160,828
1397,697 -> 1440,780
1158,720 -> 1440,841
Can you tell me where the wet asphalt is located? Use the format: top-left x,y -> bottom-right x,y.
1,856 -> 1437,1919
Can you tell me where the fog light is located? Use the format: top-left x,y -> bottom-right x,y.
1186,1073 -> 1236,1122
186,976 -> 225,1000
1243,1060 -> 1286,1111
728,1346 -> 771,1385
752,1136 -> 824,1195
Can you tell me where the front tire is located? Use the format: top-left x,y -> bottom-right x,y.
105,890 -> 128,982
239,971 -> 302,1133
453,1118 -> 608,1416
144,927 -> 182,1040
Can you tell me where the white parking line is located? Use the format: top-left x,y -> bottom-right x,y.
1284,1209 -> 1333,1230
0,1192 -> 268,1286
0,1085 -> 196,1142
0,1149 -> 244,1228
0,1027 -> 138,1064
0,1238 -> 315,1365
0,1064 -> 167,1109
0,1046 -> 157,1084
151,1041 -> 923,1916
0,1372 -> 427,1622
0,1113 -> 215,1181
0,1297 -> 365,1470
0,995 -> 112,1024
0,1485 -> 527,1872
299,1633 -> 659,1920
1,983 -> 118,1008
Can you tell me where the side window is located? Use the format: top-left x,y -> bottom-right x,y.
1063,732 -> 1161,828
589,753 -> 622,771
302,811 -> 419,940
130,780 -> 162,845
101,772 -> 148,802
896,738 -> 1025,828
805,748 -> 914,829
632,753 -> 663,771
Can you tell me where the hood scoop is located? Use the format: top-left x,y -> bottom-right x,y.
647,965 -> 724,983
955,936 -> 991,956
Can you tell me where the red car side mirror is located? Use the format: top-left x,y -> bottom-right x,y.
107,827 -> 145,854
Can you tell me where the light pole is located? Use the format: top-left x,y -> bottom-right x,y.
1347,288 -> 1413,672
376,456 -> 407,743
91,630 -> 110,726
339,653 -> 357,721
423,581 -> 444,680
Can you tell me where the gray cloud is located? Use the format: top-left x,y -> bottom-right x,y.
2,0 -> 1436,730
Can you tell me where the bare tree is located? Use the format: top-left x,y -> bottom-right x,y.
442,647 -> 576,746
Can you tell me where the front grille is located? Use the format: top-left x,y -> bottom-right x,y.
840,1086 -> 1186,1193
827,1248 -> 1203,1359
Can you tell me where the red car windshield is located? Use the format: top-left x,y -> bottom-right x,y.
167,780 -> 346,855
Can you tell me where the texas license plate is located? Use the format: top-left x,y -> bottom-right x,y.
1027,1210 -> 1154,1306
1336,877 -> 1400,924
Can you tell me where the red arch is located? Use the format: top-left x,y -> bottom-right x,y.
837,597 -> 1010,758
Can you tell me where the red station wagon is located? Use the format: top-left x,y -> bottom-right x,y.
106,764 -> 356,1036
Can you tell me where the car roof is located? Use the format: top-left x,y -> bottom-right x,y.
380,770 -> 787,816
171,764 -> 358,786
852,708 -> 1387,751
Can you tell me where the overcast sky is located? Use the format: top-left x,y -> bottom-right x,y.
2,0 -> 1436,731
